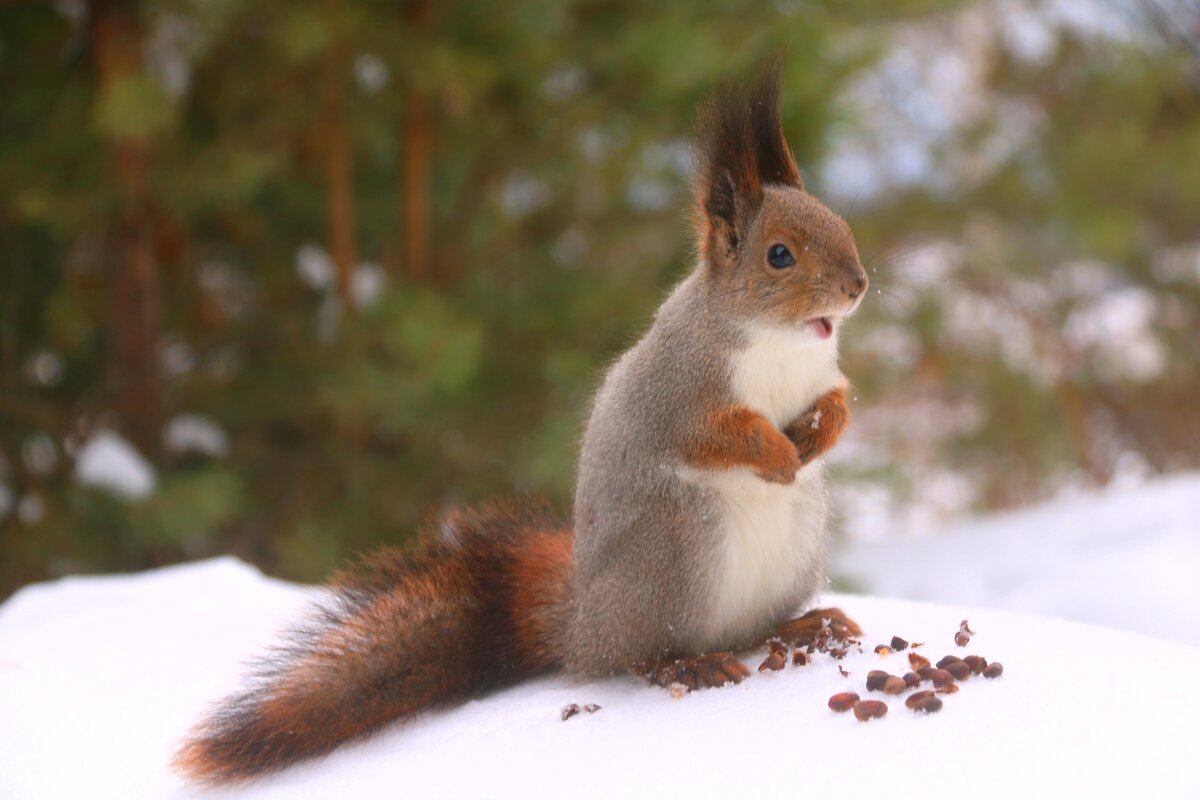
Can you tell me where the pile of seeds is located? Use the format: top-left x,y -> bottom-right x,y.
827,621 -> 1003,722
758,622 -> 866,675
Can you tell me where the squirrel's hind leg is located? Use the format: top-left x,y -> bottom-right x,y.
770,607 -> 862,647
640,652 -> 751,692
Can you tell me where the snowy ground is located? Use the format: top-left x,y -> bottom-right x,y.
2,552 -> 1198,799
835,472 -> 1200,647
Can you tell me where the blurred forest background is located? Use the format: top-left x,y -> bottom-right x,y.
2,0 -> 1198,596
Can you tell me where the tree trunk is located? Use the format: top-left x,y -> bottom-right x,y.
92,3 -> 163,459
401,0 -> 434,282
323,0 -> 356,313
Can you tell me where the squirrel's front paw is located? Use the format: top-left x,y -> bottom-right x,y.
753,440 -> 800,485
785,386 -> 850,466
750,418 -> 801,484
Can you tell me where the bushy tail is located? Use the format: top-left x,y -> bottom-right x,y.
173,502 -> 573,785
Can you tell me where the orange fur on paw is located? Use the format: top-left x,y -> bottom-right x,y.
686,405 -> 800,484
644,652 -> 751,692
772,607 -> 863,647
784,386 -> 849,466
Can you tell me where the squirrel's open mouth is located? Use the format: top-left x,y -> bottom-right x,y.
809,316 -> 834,339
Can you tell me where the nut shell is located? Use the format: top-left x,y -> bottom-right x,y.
852,699 -> 888,721
865,670 -> 890,691
915,695 -> 943,713
908,652 -> 931,671
928,668 -> 954,687
945,661 -> 971,681
963,655 -> 988,674
758,650 -> 786,673
828,692 -> 860,712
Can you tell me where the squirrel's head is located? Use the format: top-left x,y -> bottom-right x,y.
693,65 -> 867,342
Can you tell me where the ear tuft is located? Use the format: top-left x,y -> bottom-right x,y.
749,62 -> 803,188
694,82 -> 759,227
693,61 -> 802,261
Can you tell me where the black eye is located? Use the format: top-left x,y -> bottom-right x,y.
767,243 -> 795,269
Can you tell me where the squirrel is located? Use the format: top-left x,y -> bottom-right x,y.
174,65 -> 867,785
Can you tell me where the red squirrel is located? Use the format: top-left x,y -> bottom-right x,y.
175,65 -> 867,784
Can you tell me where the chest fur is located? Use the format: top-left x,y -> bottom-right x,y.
689,328 -> 841,646
729,327 -> 841,427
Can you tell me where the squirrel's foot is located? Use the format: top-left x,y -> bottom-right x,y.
771,607 -> 862,648
644,652 -> 750,692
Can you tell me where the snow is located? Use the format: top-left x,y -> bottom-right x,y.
73,431 -> 157,501
835,472 -> 1200,647
2,549 -> 1199,798
164,414 -> 230,458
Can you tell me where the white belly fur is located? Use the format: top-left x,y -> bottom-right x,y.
689,326 -> 843,646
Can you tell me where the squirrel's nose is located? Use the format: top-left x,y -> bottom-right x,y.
843,269 -> 867,300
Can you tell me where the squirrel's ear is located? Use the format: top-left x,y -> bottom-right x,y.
693,62 -> 801,263
694,83 -> 760,261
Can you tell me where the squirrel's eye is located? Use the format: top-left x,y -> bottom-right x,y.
767,243 -> 795,269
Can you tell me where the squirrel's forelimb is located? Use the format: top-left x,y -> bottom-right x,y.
683,405 -> 801,484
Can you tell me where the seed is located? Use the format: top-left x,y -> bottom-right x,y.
758,650 -> 786,672
928,669 -> 954,687
936,655 -> 963,669
561,703 -> 581,721
945,661 -> 971,681
767,638 -> 787,655
882,676 -> 907,695
955,631 -> 971,647
908,653 -> 931,671
984,662 -> 1004,679
890,636 -> 909,651
963,655 -> 988,674
914,695 -> 943,713
905,690 -> 936,709
903,672 -> 921,688
917,666 -> 936,680
865,670 -> 890,691
793,650 -> 810,666
874,645 -> 891,656
853,700 -> 888,721
828,692 -> 860,712
936,683 -> 959,694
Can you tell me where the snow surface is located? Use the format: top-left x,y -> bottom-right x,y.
2,555 -> 1198,799
835,472 -> 1200,647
